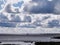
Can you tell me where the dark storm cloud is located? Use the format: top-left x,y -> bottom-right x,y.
10,14 -> 21,22
23,0 -> 60,14
5,4 -> 20,13
5,4 -> 13,13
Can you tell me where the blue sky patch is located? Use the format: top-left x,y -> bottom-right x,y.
13,1 -> 24,8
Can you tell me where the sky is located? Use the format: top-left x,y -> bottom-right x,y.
0,0 -> 60,14
23,0 -> 60,14
0,0 -> 60,28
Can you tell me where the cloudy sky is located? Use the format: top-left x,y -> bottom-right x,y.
0,0 -> 60,28
0,0 -> 60,14
23,0 -> 60,14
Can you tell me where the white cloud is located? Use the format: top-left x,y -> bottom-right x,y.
54,1 -> 60,14
6,0 -> 21,4
48,0 -> 53,1
19,0 -> 32,12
